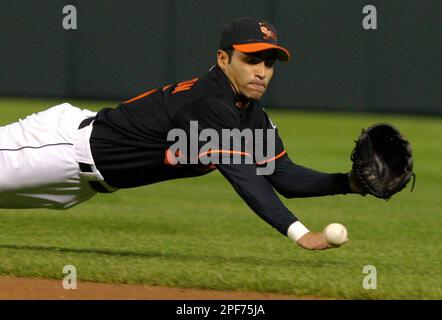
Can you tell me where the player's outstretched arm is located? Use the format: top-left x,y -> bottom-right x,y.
265,155 -> 355,198
217,163 -> 346,251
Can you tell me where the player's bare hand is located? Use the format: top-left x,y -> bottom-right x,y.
296,232 -> 337,250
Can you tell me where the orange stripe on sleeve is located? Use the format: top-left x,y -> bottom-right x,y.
198,150 -> 253,158
256,150 -> 287,165
122,88 -> 157,104
171,86 -> 193,94
177,78 -> 199,86
162,83 -> 173,91
171,77 -> 199,95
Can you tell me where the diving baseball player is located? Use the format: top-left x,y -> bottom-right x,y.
0,17 -> 359,250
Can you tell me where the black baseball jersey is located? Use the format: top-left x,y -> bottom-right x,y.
89,65 -> 351,235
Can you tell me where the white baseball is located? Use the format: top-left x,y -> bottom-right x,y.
323,223 -> 349,246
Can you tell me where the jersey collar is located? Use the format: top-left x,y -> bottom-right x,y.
209,65 -> 256,109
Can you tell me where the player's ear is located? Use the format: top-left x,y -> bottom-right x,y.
217,50 -> 229,71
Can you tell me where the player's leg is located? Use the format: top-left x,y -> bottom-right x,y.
0,103 -> 98,209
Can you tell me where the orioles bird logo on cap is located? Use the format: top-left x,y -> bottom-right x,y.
259,22 -> 277,41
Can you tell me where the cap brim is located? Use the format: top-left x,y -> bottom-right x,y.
233,43 -> 291,62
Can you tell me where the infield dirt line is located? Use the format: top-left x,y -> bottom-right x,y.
0,275 -> 325,300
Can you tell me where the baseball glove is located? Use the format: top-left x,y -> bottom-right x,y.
349,123 -> 415,199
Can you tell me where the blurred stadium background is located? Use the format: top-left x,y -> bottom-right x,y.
1,0 -> 440,114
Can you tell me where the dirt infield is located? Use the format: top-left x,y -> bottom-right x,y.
0,276 -> 320,300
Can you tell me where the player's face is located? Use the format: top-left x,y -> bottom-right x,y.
218,49 -> 275,100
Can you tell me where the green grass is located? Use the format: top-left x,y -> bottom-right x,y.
0,97 -> 441,299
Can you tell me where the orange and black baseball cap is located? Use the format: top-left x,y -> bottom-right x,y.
219,17 -> 291,62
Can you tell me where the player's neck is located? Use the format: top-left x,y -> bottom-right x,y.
214,64 -> 251,109
228,82 -> 251,109
235,100 -> 250,109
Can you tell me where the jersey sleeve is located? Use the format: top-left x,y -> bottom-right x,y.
172,98 -> 299,236
216,162 -> 298,235
265,153 -> 353,198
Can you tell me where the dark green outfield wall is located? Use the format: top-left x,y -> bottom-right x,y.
1,1 -> 440,114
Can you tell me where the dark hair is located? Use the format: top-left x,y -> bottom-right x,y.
222,47 -> 234,63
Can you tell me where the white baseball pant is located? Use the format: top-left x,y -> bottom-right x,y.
0,103 -> 107,209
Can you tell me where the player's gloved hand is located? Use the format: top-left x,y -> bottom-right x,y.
348,122 -> 414,199
296,232 -> 336,250
348,170 -> 365,194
